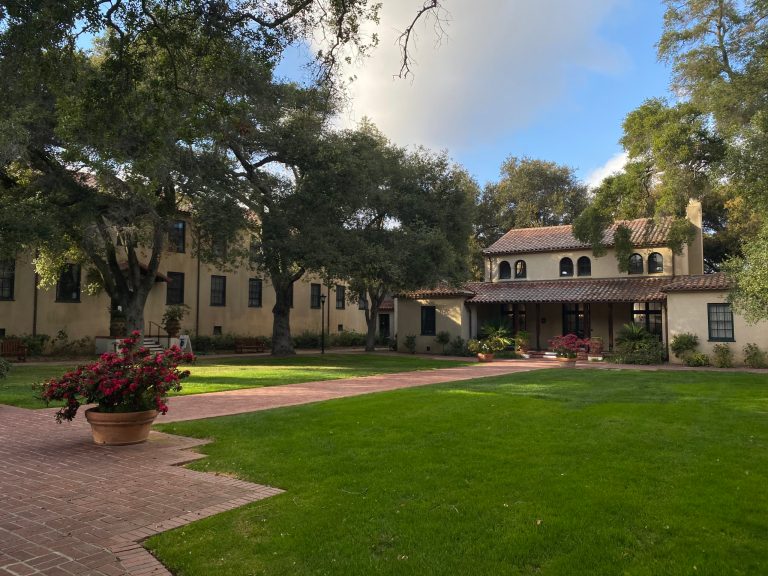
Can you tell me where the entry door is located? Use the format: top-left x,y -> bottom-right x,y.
379,313 -> 391,338
562,304 -> 588,338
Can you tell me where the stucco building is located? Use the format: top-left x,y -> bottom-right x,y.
396,200 -> 768,365
0,219 -> 391,346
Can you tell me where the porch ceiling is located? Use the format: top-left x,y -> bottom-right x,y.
465,277 -> 669,304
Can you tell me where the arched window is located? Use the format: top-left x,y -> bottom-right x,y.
559,257 -> 574,277
577,256 -> 591,277
514,260 -> 527,279
499,260 -> 511,280
628,253 -> 643,275
648,252 -> 664,274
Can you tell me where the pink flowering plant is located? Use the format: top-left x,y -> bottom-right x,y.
548,334 -> 590,359
38,331 -> 195,423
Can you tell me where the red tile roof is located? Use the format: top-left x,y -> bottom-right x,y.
379,298 -> 395,311
483,217 -> 674,255
398,285 -> 477,299
464,277 -> 670,303
661,272 -> 731,292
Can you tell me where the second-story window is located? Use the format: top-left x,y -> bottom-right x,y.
310,283 -> 322,308
336,285 -> 346,309
498,261 -> 511,280
559,257 -> 573,277
0,260 -> 15,300
514,260 -> 527,279
648,252 -> 664,274
248,278 -> 262,308
56,264 -> 81,303
169,220 -> 186,253
210,275 -> 226,306
577,256 -> 591,277
358,291 -> 367,309
628,254 -> 643,275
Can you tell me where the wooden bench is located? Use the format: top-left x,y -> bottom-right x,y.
234,338 -> 267,354
0,339 -> 28,362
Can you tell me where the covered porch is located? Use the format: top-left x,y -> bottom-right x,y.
465,277 -> 670,352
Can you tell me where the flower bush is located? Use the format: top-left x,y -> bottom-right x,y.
39,331 -> 195,423
548,334 -> 589,358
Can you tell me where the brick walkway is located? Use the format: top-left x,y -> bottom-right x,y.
0,360 -> 553,576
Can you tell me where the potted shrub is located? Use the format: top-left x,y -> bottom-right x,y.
162,304 -> 190,338
467,325 -> 513,362
548,334 -> 588,367
38,332 -> 195,445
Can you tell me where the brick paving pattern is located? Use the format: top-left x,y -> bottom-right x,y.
0,405 -> 282,576
1,359 -> 554,575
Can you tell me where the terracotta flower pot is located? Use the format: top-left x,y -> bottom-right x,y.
85,408 -> 158,445
477,353 -> 495,362
557,357 -> 577,368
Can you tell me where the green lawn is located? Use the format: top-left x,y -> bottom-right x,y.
148,369 -> 768,575
0,354 -> 470,408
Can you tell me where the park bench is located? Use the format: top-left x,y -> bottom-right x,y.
0,339 -> 28,362
234,337 -> 267,354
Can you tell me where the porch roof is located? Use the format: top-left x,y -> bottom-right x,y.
465,277 -> 669,304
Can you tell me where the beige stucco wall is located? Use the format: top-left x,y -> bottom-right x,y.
0,251 -> 369,342
396,297 -> 469,354
667,291 -> 768,365
487,246 -> 678,283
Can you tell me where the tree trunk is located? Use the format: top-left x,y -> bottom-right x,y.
271,281 -> 295,356
113,287 -> 151,340
364,308 -> 378,352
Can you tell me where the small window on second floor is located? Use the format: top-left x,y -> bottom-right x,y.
336,285 -> 346,309
499,261 -> 511,280
648,252 -> 664,274
0,260 -> 15,300
169,220 -> 186,253
628,254 -> 643,275
248,278 -> 262,308
358,291 -> 367,310
56,264 -> 81,303
577,256 -> 591,277
559,257 -> 574,277
514,260 -> 527,279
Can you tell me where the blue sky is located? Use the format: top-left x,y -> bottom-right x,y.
279,0 -> 673,189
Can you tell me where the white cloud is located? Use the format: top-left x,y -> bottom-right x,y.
585,151 -> 628,188
336,0 -> 626,151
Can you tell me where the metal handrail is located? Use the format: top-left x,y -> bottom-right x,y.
147,321 -> 163,342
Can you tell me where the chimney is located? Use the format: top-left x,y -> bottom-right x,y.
686,199 -> 704,275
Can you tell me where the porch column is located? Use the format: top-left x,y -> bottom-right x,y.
608,303 -> 614,351
535,303 -> 541,350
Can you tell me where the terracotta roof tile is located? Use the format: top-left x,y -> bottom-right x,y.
398,285 -> 476,299
464,277 -> 670,304
661,272 -> 731,292
483,217 -> 674,255
379,298 -> 395,311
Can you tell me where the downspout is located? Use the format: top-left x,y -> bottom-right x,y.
195,251 -> 201,337
32,266 -> 39,337
663,300 -> 670,361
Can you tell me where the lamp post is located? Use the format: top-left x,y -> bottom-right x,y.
320,293 -> 326,354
